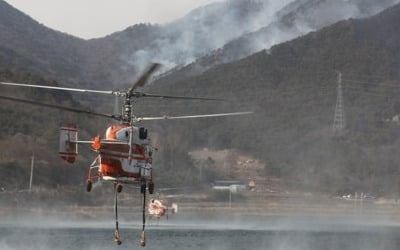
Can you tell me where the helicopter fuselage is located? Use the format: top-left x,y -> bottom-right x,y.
59,123 -> 153,184
97,124 -> 153,182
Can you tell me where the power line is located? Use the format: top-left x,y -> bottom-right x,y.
342,72 -> 394,80
345,85 -> 400,96
343,78 -> 400,89
345,88 -> 396,99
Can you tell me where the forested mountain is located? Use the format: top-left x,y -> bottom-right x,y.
0,0 -> 162,87
2,1 -> 400,196
148,3 -> 400,195
0,1 -> 89,84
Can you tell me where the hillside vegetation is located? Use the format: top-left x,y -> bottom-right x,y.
149,3 -> 400,196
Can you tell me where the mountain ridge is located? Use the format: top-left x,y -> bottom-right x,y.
5,0 -> 399,88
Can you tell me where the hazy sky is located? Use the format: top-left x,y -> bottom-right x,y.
5,0 -> 219,39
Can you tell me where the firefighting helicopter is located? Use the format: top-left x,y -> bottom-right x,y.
0,63 -> 252,247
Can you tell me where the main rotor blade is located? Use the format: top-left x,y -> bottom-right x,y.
0,95 -> 117,120
128,63 -> 161,94
136,111 -> 253,121
0,82 -> 115,95
140,93 -> 224,101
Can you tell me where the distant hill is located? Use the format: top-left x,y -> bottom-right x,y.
0,1 -> 90,84
0,1 -> 164,87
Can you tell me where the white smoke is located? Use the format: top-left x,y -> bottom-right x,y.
122,0 -> 400,75
244,0 -> 400,58
124,0 -> 295,73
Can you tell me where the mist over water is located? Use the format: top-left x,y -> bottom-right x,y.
2,214 -> 400,250
1,224 -> 400,250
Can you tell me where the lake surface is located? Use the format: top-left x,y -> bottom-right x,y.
1,219 -> 400,250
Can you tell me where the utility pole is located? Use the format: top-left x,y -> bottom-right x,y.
29,152 -> 34,193
333,71 -> 346,136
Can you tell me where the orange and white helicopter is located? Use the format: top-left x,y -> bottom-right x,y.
0,63 -> 251,247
